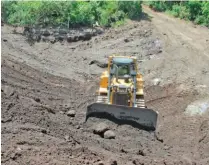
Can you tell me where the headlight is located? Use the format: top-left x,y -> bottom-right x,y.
127,87 -> 131,92
113,86 -> 117,91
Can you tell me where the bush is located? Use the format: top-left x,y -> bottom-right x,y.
118,1 -> 142,19
179,6 -> 190,20
202,2 -> 209,27
171,5 -> 181,17
145,1 -> 209,27
1,1 -> 143,27
148,1 -> 167,12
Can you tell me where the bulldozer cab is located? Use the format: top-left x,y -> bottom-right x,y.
110,57 -> 136,79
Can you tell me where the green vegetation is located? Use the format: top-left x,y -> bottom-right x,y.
1,1 -> 142,27
145,1 -> 209,27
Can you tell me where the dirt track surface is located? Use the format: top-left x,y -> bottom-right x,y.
2,7 -> 209,165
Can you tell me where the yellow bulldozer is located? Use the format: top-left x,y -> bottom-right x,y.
86,55 -> 158,131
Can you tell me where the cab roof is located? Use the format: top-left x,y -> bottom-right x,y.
112,57 -> 133,65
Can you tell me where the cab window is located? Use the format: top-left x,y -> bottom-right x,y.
118,65 -> 130,76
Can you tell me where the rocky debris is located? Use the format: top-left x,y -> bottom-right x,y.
155,131 -> 164,143
108,159 -> 117,165
41,29 -> 51,36
46,36 -> 56,43
137,149 -> 146,156
10,152 -> 22,160
34,98 -> 41,103
97,161 -> 105,165
59,110 -> 65,114
6,103 -> 15,110
124,38 -> 130,42
41,128 -> 47,134
67,110 -> 76,117
38,105 -> 55,114
126,161 -> 136,165
64,135 -> 71,142
93,123 -> 109,135
89,60 -> 108,68
1,117 -> 12,123
2,85 -> 15,97
120,148 -> 128,154
76,125 -> 81,129
104,130 -> 116,139
164,145 -> 171,150
152,78 -> 161,86
23,26 -> 104,43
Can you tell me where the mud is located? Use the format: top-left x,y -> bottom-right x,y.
2,7 -> 209,165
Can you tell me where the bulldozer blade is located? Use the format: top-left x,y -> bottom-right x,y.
86,103 -> 158,131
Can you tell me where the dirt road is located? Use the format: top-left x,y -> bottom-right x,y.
2,7 -> 209,165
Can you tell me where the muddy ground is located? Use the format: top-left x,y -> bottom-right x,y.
1,6 -> 209,165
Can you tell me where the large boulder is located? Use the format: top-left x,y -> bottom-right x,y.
93,123 -> 109,135
104,130 -> 116,139
67,110 -> 76,117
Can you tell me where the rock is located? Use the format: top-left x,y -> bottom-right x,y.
108,159 -> 117,165
42,105 -> 55,114
138,149 -> 145,156
93,123 -> 109,135
124,38 -> 130,42
104,130 -> 115,139
120,148 -> 128,153
2,85 -> 14,97
83,32 -> 92,41
67,35 -> 73,42
76,125 -> 80,129
64,135 -> 70,141
59,111 -> 64,114
132,160 -> 137,165
1,117 -> 12,123
10,152 -> 21,160
7,103 -> 15,110
95,28 -> 104,35
155,131 -> 164,143
57,35 -> 66,41
47,36 -> 56,43
41,36 -> 47,42
34,98 -> 40,103
41,29 -> 50,36
67,110 -> 76,117
89,60 -> 108,68
164,145 -> 171,150
41,128 -> 47,134
152,78 -> 161,86
97,161 -> 104,165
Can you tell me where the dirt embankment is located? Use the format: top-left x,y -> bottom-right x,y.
22,26 -> 104,44
1,7 -> 209,165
